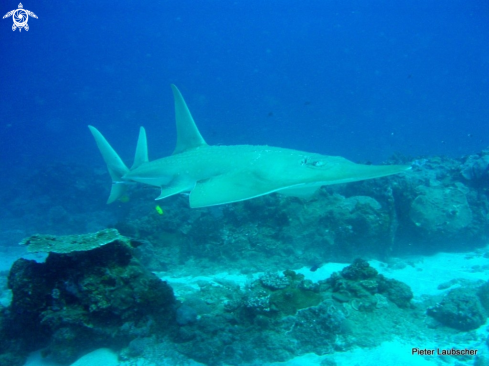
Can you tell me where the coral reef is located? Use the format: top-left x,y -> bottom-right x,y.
167,263 -> 416,365
1,231 -> 176,365
327,259 -> 413,311
0,307 -> 26,366
0,149 -> 489,364
20,228 -> 128,254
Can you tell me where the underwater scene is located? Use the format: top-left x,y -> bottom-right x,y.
1,1 -> 489,365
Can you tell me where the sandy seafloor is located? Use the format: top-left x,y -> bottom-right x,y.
0,243 -> 487,366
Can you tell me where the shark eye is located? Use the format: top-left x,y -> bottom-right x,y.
301,157 -> 324,167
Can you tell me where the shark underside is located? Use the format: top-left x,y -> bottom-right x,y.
89,85 -> 410,208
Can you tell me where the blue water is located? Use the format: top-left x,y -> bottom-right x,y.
1,0 -> 488,167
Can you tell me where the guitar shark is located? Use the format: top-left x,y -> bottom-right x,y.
89,85 -> 409,208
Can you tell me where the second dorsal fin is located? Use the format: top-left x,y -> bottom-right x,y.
131,127 -> 148,169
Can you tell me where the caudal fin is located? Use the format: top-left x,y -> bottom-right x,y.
88,126 -> 148,204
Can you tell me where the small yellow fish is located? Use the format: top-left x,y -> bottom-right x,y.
118,195 -> 130,203
155,205 -> 164,215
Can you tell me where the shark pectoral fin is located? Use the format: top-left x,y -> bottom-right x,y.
156,182 -> 193,201
278,184 -> 321,198
189,171 -> 280,208
332,163 -> 411,184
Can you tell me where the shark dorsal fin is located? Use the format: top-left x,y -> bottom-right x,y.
131,127 -> 148,169
171,85 -> 207,154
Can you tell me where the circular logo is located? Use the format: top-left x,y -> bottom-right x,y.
13,9 -> 28,28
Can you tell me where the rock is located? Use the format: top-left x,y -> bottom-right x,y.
260,272 -> 290,290
427,288 -> 487,331
377,276 -> 413,308
329,259 -> 413,310
341,258 -> 378,280
409,187 -> 472,236
176,304 -> 198,326
461,152 -> 489,181
285,301 -> 348,354
477,281 -> 489,312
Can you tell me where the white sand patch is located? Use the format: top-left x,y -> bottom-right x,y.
325,339 -> 438,366
156,271 -> 264,297
370,251 -> 489,298
24,348 -> 118,366
156,263 -> 352,297
295,262 -> 350,282
158,248 -> 489,300
70,348 -> 118,366
265,352 -> 324,366
264,335 -> 488,366
293,248 -> 489,299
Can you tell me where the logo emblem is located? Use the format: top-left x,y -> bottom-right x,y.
3,3 -> 37,32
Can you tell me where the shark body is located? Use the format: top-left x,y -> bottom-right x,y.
89,85 -> 409,208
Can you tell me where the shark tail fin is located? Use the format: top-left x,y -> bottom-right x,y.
88,125 -> 136,204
